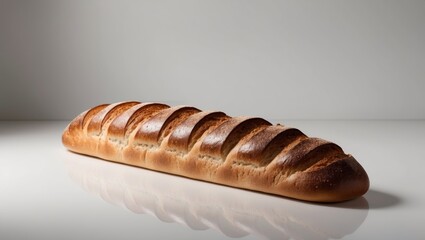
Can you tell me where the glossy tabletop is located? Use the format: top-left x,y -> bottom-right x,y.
1,121 -> 424,239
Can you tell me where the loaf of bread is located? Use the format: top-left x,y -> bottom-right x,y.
62,101 -> 369,202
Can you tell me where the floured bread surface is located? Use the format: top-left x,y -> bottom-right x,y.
62,101 -> 369,202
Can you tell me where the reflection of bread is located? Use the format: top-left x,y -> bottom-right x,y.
62,101 -> 369,202
65,155 -> 369,239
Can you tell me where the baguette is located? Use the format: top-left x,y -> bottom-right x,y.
62,101 -> 369,202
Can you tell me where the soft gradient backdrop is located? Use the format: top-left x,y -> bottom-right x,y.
1,0 -> 424,120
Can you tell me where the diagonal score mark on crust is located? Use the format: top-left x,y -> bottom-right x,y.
87,101 -> 140,136
125,103 -> 170,139
158,108 -> 201,144
231,125 -> 307,167
167,111 -> 229,153
273,138 -> 347,180
200,117 -> 272,161
81,104 -> 109,132
133,106 -> 200,147
108,102 -> 170,143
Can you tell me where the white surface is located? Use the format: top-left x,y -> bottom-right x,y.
0,120 -> 424,239
2,0 -> 425,120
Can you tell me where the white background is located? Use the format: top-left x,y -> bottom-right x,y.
1,0 -> 424,120
1,2 -> 425,239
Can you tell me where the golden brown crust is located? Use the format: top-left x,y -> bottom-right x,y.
62,101 -> 370,202
108,102 -> 169,140
200,117 -> 272,159
134,106 -> 200,145
168,111 -> 228,152
234,125 -> 306,167
87,101 -> 139,135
